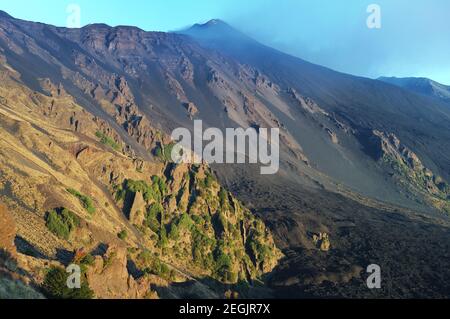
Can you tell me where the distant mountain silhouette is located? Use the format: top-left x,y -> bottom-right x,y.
379,76 -> 450,103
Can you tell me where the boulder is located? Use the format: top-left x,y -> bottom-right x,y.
313,232 -> 331,252
184,102 -> 198,117
85,246 -> 157,299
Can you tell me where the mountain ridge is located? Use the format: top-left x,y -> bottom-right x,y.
378,76 -> 450,103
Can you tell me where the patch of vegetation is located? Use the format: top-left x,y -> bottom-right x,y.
67,189 -> 96,215
143,203 -> 169,248
45,208 -> 80,240
145,203 -> 163,233
198,171 -> 215,189
95,131 -> 121,151
383,154 -> 450,205
154,142 -> 178,162
103,252 -> 117,270
159,225 -> 168,248
191,227 -> 216,269
42,266 -> 94,299
116,177 -> 167,204
151,175 -> 167,198
153,146 -> 163,158
117,230 -> 128,240
219,188 -> 228,208
214,241 -> 234,282
247,234 -> 271,264
80,254 -> 95,267
168,223 -> 180,241
113,184 -> 127,202
205,173 -> 215,188
178,213 -> 194,229
136,250 -> 174,281
168,213 -> 194,241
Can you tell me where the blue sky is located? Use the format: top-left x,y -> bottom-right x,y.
1,0 -> 449,84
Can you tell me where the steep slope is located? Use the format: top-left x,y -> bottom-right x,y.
0,59 -> 281,298
378,76 -> 450,104
1,12 -> 450,298
2,12 -> 449,213
183,20 -> 450,189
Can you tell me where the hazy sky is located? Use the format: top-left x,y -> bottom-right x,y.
1,0 -> 449,84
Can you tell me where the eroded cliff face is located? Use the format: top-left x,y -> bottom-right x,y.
0,62 -> 281,298
366,130 -> 450,213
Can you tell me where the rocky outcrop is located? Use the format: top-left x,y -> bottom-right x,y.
238,65 -> 280,94
325,128 -> 339,144
180,57 -> 194,83
313,233 -> 331,252
85,246 -> 158,299
129,191 -> 146,226
165,72 -> 188,101
62,55 -> 162,153
288,88 -> 328,115
184,102 -> 198,117
367,130 -> 450,213
112,164 -> 283,284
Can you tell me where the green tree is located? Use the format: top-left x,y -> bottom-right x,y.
43,267 -> 94,299
67,189 -> 96,214
45,208 -> 80,240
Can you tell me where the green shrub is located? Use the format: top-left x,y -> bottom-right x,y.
219,188 -> 228,208
67,189 -> 96,215
203,172 -> 215,188
247,235 -> 271,264
137,252 -> 172,280
117,230 -> 128,240
122,179 -> 164,203
125,180 -> 149,194
168,223 -> 179,240
178,213 -> 194,230
113,184 -> 126,202
103,252 -> 117,270
214,243 -> 233,281
153,145 -> 163,158
137,250 -> 153,265
151,175 -> 167,198
145,203 -> 163,233
191,228 -> 216,267
168,213 -> 194,241
80,254 -> 95,266
153,142 -> 179,162
43,267 -> 94,299
45,208 -> 80,240
95,131 -> 121,151
46,211 -> 69,239
158,224 -> 168,248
